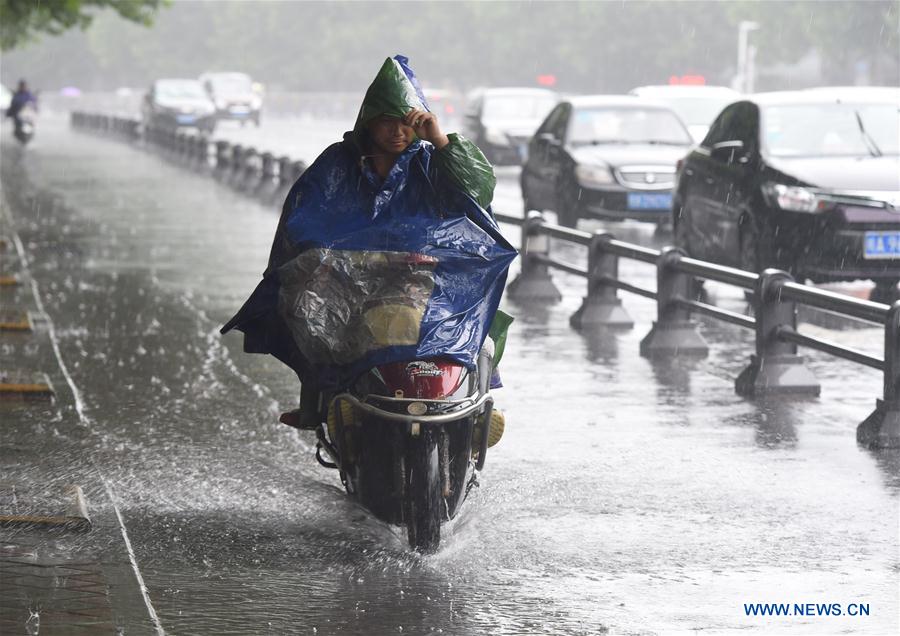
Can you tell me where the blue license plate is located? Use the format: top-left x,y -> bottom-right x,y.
627,192 -> 672,210
176,114 -> 196,124
865,231 -> 900,259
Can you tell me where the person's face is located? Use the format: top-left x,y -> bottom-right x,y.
367,115 -> 415,155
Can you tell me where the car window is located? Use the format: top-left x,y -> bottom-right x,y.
658,96 -> 737,127
156,80 -> 207,100
566,107 -> 692,146
535,104 -> 565,139
762,103 -> 899,157
209,74 -> 252,94
482,94 -> 557,121
464,94 -> 482,118
702,102 -> 759,150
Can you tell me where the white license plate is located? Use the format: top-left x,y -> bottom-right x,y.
176,114 -> 196,124
864,231 -> 900,259
230,107 -> 250,114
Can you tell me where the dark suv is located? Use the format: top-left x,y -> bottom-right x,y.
673,88 -> 900,300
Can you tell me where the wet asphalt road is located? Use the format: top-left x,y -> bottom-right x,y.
0,116 -> 897,636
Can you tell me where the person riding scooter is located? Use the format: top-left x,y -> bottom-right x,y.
6,80 -> 37,135
221,55 -> 513,433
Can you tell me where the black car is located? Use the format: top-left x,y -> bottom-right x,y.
521,96 -> 694,227
142,78 -> 217,133
462,87 -> 558,165
673,88 -> 900,300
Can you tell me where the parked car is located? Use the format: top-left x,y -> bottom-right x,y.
142,79 -> 216,133
629,84 -> 741,142
521,95 -> 694,227
462,87 -> 558,165
199,72 -> 262,126
1,84 -> 12,112
673,89 -> 900,300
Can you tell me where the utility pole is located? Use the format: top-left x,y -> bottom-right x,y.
734,21 -> 760,93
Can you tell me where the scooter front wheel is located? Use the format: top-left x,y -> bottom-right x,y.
405,429 -> 441,553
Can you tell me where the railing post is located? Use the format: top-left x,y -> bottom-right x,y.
237,147 -> 259,190
858,300 -> 900,448
570,231 -> 633,329
289,160 -> 307,183
260,152 -> 276,182
640,247 -> 709,357
214,140 -> 231,172
506,211 -> 561,303
175,131 -> 189,159
735,269 -> 819,395
229,145 -> 244,180
277,156 -> 294,188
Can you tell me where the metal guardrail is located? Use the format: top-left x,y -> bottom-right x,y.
70,111 -> 307,208
71,112 -> 898,449
501,210 -> 897,449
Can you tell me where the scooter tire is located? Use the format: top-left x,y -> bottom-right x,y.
405,429 -> 442,553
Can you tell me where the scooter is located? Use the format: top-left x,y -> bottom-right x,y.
278,250 -> 500,553
13,104 -> 36,145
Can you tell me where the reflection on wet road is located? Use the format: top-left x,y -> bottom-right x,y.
0,117 -> 896,635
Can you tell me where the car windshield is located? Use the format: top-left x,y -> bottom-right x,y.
763,103 -> 900,157
209,75 -> 252,93
157,81 -> 207,100
657,96 -> 736,126
567,107 -> 693,145
482,94 -> 557,120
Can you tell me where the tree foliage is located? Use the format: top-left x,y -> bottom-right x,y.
0,0 -> 167,51
1,1 -> 897,91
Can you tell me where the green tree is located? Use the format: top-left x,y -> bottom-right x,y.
0,0 -> 167,50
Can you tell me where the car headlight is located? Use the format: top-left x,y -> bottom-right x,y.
763,183 -> 823,213
485,128 -> 509,146
215,99 -> 228,110
575,164 -> 615,187
250,96 -> 262,109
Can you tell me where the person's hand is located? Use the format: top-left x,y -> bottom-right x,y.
405,108 -> 449,149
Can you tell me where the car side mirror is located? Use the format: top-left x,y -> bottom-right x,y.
711,140 -> 747,164
537,132 -> 560,147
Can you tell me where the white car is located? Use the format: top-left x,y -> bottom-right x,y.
629,85 -> 741,142
1,84 -> 11,113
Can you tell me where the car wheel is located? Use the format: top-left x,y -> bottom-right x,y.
556,178 -> 580,229
870,280 -> 900,304
674,204 -> 706,300
739,218 -> 762,273
673,201 -> 690,253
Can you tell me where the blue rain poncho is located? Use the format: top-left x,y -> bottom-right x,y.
222,56 -> 516,389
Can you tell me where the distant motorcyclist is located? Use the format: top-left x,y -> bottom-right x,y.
222,55 -> 512,430
6,80 -> 37,127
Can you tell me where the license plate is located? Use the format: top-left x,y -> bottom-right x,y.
230,107 -> 250,115
627,192 -> 672,210
176,114 -> 196,124
864,231 -> 900,259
